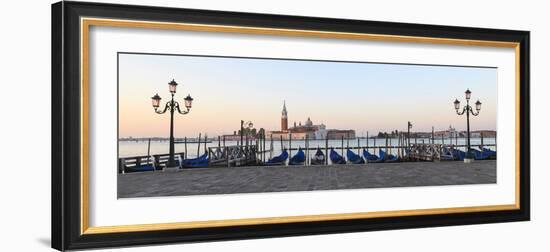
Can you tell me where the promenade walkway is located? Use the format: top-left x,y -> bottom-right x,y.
118,160 -> 496,198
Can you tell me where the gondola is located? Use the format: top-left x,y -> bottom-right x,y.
310,148 -> 325,165
329,148 -> 346,164
363,149 -> 384,163
452,149 -> 466,161
346,149 -> 365,164
480,147 -> 497,159
182,152 -> 209,168
471,149 -> 491,160
383,150 -> 399,162
440,147 -> 454,161
289,148 -> 306,165
265,149 -> 289,166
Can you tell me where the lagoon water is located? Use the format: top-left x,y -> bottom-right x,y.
119,137 -> 496,159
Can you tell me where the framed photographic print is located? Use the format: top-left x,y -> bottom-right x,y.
52,1 -> 530,250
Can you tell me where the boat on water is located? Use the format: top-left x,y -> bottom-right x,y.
182,152 -> 209,168
383,150 -> 399,162
346,149 -> 365,164
440,147 -> 455,161
265,149 -> 289,166
310,148 -> 325,165
289,148 -> 306,165
471,149 -> 493,160
329,148 -> 346,164
452,149 -> 466,161
363,149 -> 384,163
479,147 -> 497,159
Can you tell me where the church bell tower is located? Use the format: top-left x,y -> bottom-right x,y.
281,101 -> 288,131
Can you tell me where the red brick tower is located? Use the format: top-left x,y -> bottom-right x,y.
281,101 -> 288,131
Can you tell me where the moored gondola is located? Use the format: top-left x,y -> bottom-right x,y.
479,146 -> 497,159
452,149 -> 466,161
289,148 -> 306,165
440,147 -> 454,161
384,150 -> 399,162
329,148 -> 346,164
310,148 -> 325,165
471,149 -> 491,160
182,152 -> 209,168
265,149 -> 289,166
363,149 -> 384,163
346,149 -> 365,164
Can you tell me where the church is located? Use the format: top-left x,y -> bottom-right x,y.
268,101 -> 355,140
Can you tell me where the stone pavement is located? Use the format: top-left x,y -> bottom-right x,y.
117,160 -> 496,198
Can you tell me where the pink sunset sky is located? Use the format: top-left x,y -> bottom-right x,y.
118,53 -> 497,138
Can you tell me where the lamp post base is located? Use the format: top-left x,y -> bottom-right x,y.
164,166 -> 180,172
464,158 -> 474,164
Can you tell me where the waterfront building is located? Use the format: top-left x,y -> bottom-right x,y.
434,125 -> 458,138
470,130 -> 496,138
326,129 -> 356,140
268,102 -> 354,140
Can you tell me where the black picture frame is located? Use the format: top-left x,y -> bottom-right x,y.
52,1 -> 530,251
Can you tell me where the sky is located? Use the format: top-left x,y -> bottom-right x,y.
118,53 -> 497,138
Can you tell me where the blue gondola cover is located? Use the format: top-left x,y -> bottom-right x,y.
346,149 -> 365,164
182,152 -> 209,168
265,150 -> 289,165
329,149 -> 346,164
289,149 -> 306,165
363,149 -> 385,163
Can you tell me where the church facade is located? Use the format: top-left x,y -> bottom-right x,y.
268,102 -> 354,140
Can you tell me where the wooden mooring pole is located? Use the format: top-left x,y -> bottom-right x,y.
346,133 -> 350,150
455,132 -> 458,146
305,135 -> 309,166
357,137 -> 360,153
197,133 -> 201,157
147,138 -> 151,158
431,126 -> 435,144
204,134 -> 207,154
386,136 -> 389,155
366,131 -> 369,153
341,135 -> 344,157
289,133 -> 292,160
184,137 -> 188,159
270,134 -> 273,158
372,136 -> 380,155
324,137 -> 328,165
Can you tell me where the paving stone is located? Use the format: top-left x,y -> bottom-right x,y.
118,160 -> 496,198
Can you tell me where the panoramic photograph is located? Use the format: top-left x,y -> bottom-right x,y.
117,52 -> 497,198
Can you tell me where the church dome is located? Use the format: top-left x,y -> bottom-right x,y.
305,117 -> 313,126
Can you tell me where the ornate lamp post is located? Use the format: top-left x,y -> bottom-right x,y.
240,120 -> 254,146
454,89 -> 482,163
151,79 -> 194,168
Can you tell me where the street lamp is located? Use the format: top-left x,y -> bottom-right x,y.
240,120 -> 253,146
151,79 -> 193,169
454,89 -> 481,163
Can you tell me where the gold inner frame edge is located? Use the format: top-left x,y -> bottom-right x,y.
80,17 -> 522,235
